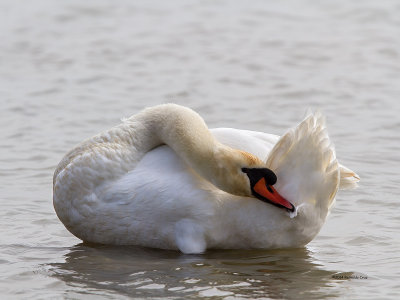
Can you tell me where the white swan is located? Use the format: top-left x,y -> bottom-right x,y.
53,104 -> 359,254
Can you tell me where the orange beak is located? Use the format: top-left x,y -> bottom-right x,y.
253,177 -> 295,212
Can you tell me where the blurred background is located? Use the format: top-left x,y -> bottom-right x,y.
1,0 -> 399,299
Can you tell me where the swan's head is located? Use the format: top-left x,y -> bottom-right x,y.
215,148 -> 295,212
241,167 -> 295,212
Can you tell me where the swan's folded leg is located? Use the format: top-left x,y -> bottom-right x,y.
175,219 -> 206,254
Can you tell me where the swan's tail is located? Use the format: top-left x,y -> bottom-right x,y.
265,112 -> 340,215
339,164 -> 360,189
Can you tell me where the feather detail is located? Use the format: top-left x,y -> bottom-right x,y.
339,164 -> 360,189
265,112 -> 340,217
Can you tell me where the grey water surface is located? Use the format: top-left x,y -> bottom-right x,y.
1,0 -> 399,299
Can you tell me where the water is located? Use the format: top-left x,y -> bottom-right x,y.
1,0 -> 399,298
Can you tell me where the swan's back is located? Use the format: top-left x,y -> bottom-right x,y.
211,128 -> 279,162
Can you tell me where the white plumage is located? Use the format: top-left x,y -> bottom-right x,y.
53,104 -> 359,253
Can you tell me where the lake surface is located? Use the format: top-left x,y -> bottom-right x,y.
1,0 -> 399,299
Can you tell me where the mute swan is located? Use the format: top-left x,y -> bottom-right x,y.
53,104 -> 359,254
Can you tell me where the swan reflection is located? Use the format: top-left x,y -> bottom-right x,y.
49,243 -> 344,299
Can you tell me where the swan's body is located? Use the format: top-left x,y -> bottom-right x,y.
53,104 -> 359,253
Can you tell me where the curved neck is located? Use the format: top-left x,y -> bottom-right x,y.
126,104 -> 228,189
